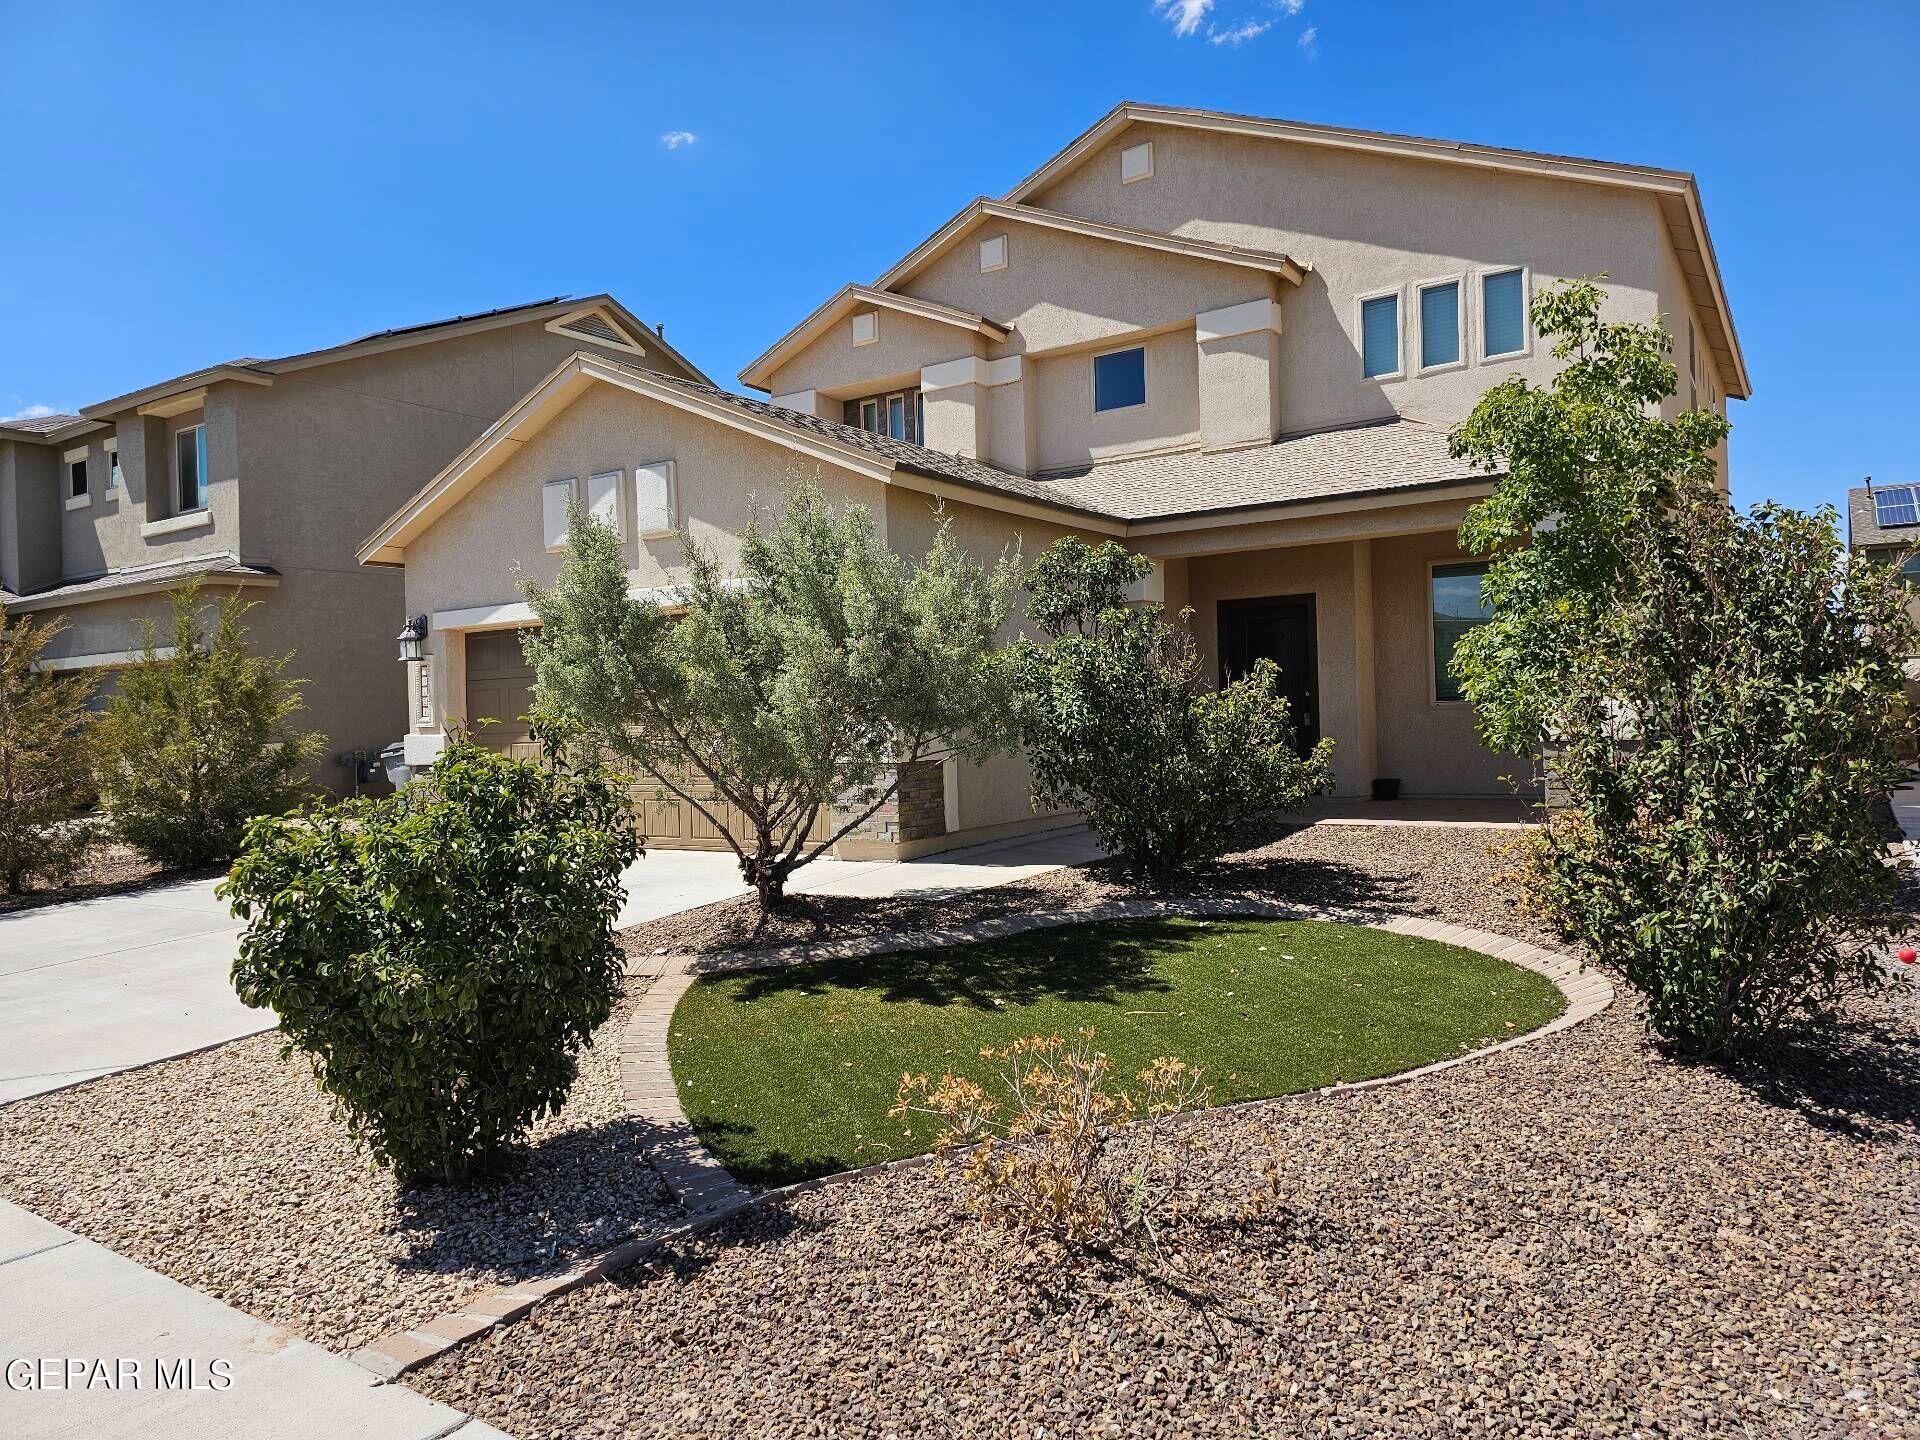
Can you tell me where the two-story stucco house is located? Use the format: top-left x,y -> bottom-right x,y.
0,296 -> 706,790
359,102 -> 1748,856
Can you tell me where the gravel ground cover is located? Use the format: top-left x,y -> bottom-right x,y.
670,915 -> 1564,1183
0,986 -> 679,1353
0,838 -> 206,914
415,825 -> 1919,1438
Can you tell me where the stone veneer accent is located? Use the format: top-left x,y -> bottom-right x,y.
834,759 -> 947,847
352,902 -> 1612,1380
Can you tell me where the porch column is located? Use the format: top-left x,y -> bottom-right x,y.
1349,539 -> 1379,791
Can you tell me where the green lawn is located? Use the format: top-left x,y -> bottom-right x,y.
668,916 -> 1565,1185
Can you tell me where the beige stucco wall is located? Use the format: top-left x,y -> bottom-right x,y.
1025,124 -> 1668,437
1030,324 -> 1200,473
1,440 -> 61,594
766,309 -> 982,399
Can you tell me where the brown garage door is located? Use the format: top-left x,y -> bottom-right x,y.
462,628 -> 809,852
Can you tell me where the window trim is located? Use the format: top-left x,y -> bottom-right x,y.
585,468 -> 627,541
1356,286 -> 1405,382
1089,343 -> 1148,416
103,438 -> 120,494
63,446 -> 90,508
858,398 -> 880,433
172,421 -> 209,515
542,476 -> 577,554
1414,274 -> 1467,375
1120,139 -> 1154,184
1477,266 -> 1532,362
851,311 -> 878,347
1428,558 -> 1493,707
885,392 -> 907,440
978,234 -> 1008,273
634,459 -> 678,539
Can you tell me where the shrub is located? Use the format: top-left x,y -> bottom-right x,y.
1007,538 -> 1333,883
1452,278 -> 1915,1058
1518,494 -> 1913,1057
95,581 -> 326,867
524,475 -> 1018,913
891,1029 -> 1211,1250
224,730 -> 639,1181
0,615 -> 97,893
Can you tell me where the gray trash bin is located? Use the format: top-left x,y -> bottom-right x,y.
380,740 -> 412,789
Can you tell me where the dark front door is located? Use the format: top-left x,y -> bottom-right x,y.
1218,595 -> 1319,751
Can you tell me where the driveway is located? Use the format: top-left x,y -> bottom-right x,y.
0,878 -> 267,1105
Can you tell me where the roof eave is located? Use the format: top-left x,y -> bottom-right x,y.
736,283 -> 1010,393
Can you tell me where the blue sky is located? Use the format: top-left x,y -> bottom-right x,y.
2,0 -> 1914,514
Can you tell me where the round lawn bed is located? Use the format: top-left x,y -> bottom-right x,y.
667,915 -> 1565,1186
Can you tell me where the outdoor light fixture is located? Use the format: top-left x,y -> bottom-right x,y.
396,614 -> 428,664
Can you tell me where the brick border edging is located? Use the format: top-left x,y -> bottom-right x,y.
353,902 -> 1610,1380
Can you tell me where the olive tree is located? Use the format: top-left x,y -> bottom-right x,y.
523,476 -> 1018,913
1450,277 -> 1914,1058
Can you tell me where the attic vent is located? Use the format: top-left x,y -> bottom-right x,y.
562,312 -> 626,345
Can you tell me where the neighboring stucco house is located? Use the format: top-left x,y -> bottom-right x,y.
1846,483 -> 1920,703
0,296 -> 707,790
360,102 -> 1748,857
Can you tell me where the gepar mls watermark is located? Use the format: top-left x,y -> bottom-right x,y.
6,1356 -> 235,1391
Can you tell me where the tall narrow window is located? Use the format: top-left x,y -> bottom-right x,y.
1092,346 -> 1146,412
106,445 -> 121,492
859,398 -> 880,433
1419,281 -> 1460,369
1482,270 -> 1526,358
886,394 -> 906,440
1361,293 -> 1400,378
69,458 -> 88,499
1432,562 -> 1493,703
175,424 -> 208,512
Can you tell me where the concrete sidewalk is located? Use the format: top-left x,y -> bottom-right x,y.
614,823 -> 1106,926
0,1200 -> 508,1440
0,878 -> 269,1104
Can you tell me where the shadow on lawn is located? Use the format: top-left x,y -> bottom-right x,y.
675,1115 -> 864,1188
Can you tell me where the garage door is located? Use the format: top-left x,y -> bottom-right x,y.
462,628 -> 814,851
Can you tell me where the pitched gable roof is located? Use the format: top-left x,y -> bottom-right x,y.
1003,101 -> 1749,399
737,285 -> 1011,393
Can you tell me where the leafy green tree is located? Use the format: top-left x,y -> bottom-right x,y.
524,476 -> 1019,913
1453,278 -> 1914,1058
1008,538 -> 1333,883
95,581 -> 327,867
226,731 -> 637,1181
0,615 -> 97,893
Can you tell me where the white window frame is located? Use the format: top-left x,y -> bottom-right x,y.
584,469 -> 626,540
1476,266 -> 1532,362
1089,343 -> 1148,417
172,421 -> 208,515
851,311 -> 878,347
978,234 -> 1008,273
1355,285 -> 1406,382
858,398 -> 880,433
634,460 -> 678,539
542,476 -> 577,553
1120,139 -> 1154,184
63,445 -> 90,510
1414,274 -> 1468,376
103,438 -> 120,494
885,392 -> 908,440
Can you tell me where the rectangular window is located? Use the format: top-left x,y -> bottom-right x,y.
858,398 -> 880,433
1361,293 -> 1400,378
175,424 -> 208,512
979,234 -> 1007,272
1482,270 -> 1526,358
1419,281 -> 1461,369
106,445 -> 120,491
635,461 -> 675,536
1092,346 -> 1146,413
915,391 -> 925,444
69,458 -> 88,499
585,470 -> 623,537
886,394 -> 906,440
542,477 -> 576,551
1432,562 -> 1492,703
1874,485 -> 1919,528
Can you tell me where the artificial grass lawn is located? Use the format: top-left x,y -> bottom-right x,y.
668,917 -> 1565,1185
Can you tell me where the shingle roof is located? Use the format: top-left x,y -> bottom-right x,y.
0,411 -> 83,437
3,554 -> 278,612
1847,485 -> 1920,550
637,369 -> 1491,524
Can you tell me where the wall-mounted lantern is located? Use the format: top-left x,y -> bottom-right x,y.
396,614 -> 428,664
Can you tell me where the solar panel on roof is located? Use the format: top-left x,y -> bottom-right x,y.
1875,486 -> 1919,528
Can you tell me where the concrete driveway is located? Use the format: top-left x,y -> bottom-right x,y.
0,878 -> 267,1105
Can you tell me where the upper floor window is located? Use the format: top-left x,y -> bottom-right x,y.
1418,280 -> 1462,370
105,442 -> 120,492
979,234 -> 1008,273
175,423 -> 208,513
851,312 -> 878,347
1120,140 -> 1153,184
1360,292 -> 1400,379
1432,562 -> 1493,703
850,390 -> 917,442
1092,346 -> 1147,413
1481,269 -> 1527,359
68,457 -> 88,499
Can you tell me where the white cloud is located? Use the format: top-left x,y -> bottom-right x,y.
1154,0 -> 1213,37
1298,22 -> 1319,57
1273,0 -> 1304,14
659,130 -> 698,150
1,403 -> 58,422
1208,17 -> 1272,44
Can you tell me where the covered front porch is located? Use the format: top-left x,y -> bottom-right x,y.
1137,488 -> 1537,803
